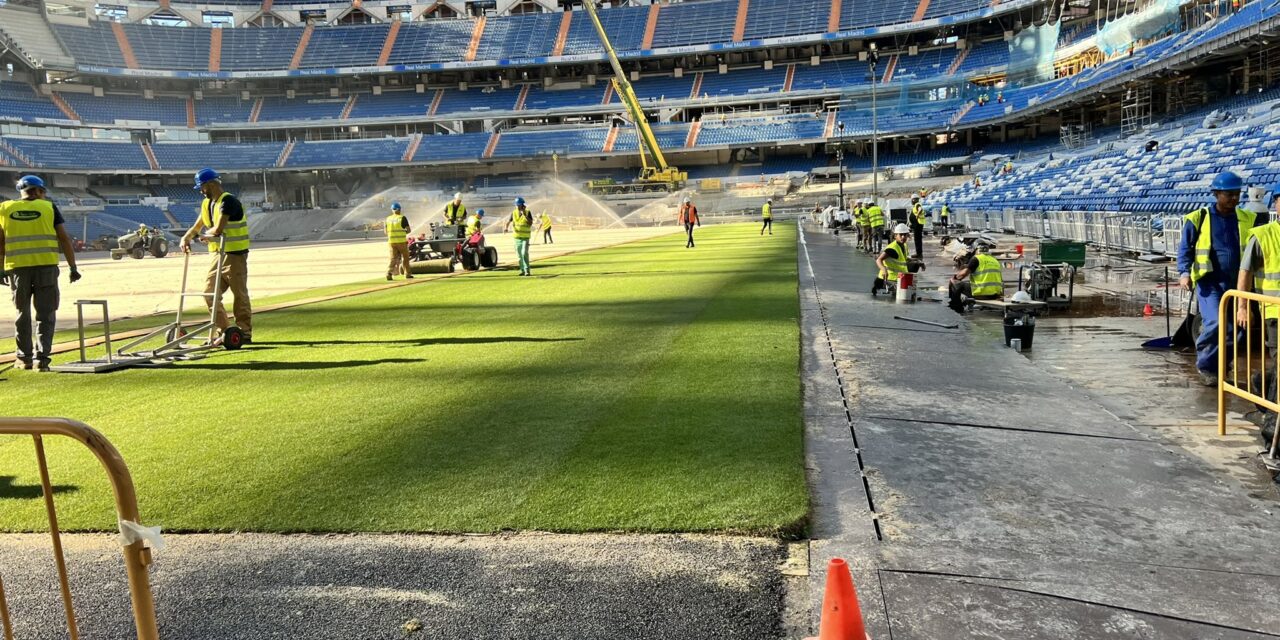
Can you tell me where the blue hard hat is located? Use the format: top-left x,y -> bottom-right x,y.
1210,171 -> 1244,192
476,209 -> 486,217
193,168 -> 220,190
391,202 -> 402,211
15,175 -> 45,192
515,197 -> 525,206
1268,183 -> 1280,207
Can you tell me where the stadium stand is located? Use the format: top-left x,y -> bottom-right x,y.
123,23 -> 211,71
61,92 -> 189,127
103,204 -> 171,228
385,20 -> 481,65
151,141 -> 287,171
561,6 -> 646,55
348,90 -> 431,119
0,81 -> 67,122
412,132 -> 493,162
492,128 -> 610,157
3,138 -> 150,170
475,12 -> 560,60
195,97 -> 256,126
51,23 -> 128,68
650,1 -> 737,48
743,0 -> 828,40
300,24 -> 391,69
258,96 -> 348,122
286,138 -> 410,167
219,27 -> 302,71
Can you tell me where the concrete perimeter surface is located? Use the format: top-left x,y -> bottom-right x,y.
0,533 -> 789,639
798,222 -> 1280,639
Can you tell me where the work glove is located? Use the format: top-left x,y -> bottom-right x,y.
69,269 -> 82,283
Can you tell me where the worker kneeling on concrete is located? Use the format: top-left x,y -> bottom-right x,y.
1178,170 -> 1261,386
0,175 -> 81,371
872,224 -> 924,296
948,244 -> 1003,313
386,202 -> 413,281
181,168 -> 252,344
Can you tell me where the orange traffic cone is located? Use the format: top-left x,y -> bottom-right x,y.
807,558 -> 871,640
1143,303 -> 1154,316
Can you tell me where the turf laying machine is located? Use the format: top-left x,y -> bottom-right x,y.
111,227 -> 170,260
409,222 -> 498,273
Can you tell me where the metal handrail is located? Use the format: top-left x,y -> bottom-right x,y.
0,418 -> 159,640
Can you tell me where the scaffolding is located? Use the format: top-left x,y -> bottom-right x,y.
1120,81 -> 1153,137
1059,110 -> 1093,149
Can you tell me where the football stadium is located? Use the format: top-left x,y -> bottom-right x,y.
2,0 -> 1280,636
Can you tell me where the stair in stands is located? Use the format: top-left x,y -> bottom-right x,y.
552,11 -> 572,57
603,126 -> 619,153
823,110 -> 837,138
140,143 -> 160,171
642,3 -> 660,50
465,17 -> 486,62
881,55 -> 898,83
209,26 -> 222,72
248,97 -> 264,123
0,139 -> 35,167
276,139 -> 296,168
48,91 -> 80,122
949,102 -> 974,126
186,97 -> 196,128
482,131 -> 501,159
783,64 -> 796,92
685,119 -> 702,148
602,83 -> 615,105
402,133 -> 422,162
948,46 -> 969,75
911,0 -> 932,21
289,24 -> 313,70
690,73 -> 703,99
340,94 -> 357,119
110,22 -> 140,69
828,0 -> 843,32
428,89 -> 443,116
515,85 -> 530,111
732,0 -> 750,42
377,20 -> 400,67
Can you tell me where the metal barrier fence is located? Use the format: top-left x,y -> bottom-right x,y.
955,209 -> 1182,256
0,418 -> 159,640
1217,291 -> 1280,471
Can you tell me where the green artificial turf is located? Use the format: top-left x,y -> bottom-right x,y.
0,223 -> 806,535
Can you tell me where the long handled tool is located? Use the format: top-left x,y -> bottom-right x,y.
1143,266 -> 1196,349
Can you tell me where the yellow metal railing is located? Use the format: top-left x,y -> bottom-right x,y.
0,418 -> 159,640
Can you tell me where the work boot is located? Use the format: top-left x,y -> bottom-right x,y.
386,274 -> 393,281
37,360 -> 51,372
406,275 -> 415,279
17,359 -> 31,370
1199,370 -> 1219,387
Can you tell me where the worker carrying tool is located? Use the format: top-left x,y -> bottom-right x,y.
181,168 -> 252,345
1178,170 -> 1261,386
937,203 -> 950,235
0,175 -> 81,371
948,243 -> 1003,312
539,212 -> 554,244
444,192 -> 468,226
872,224 -> 924,296
678,196 -> 700,248
386,202 -> 413,281
761,199 -> 773,236
505,198 -> 534,276
910,197 -> 927,258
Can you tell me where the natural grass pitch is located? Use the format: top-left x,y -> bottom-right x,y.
0,223 -> 805,535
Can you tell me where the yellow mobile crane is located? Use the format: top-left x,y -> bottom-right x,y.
581,0 -> 687,195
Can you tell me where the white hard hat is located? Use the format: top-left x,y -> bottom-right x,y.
453,192 -> 462,200
892,223 -> 911,234
683,196 -> 691,203
1011,290 -> 1032,303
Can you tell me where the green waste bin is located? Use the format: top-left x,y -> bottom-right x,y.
1039,240 -> 1086,268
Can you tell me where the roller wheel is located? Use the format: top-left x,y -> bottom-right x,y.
150,238 -> 169,258
165,325 -> 188,344
461,251 -> 480,271
131,247 -> 145,260
481,246 -> 498,269
222,327 -> 245,351
112,252 -> 124,261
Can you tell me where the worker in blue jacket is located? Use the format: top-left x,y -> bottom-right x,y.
1178,171 -> 1265,386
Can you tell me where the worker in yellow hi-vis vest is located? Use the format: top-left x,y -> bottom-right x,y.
385,202 -> 414,281
761,198 -> 774,236
539,211 -> 554,244
505,197 -> 534,276
0,175 -> 81,371
181,167 -> 253,343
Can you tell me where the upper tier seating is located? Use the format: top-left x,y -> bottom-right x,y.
475,12 -> 560,60
151,141 -> 286,171
286,138 -> 410,167
0,81 -> 67,122
124,23 -> 210,70
651,1 -> 737,48
51,23 -> 127,68
744,0 -> 828,40
61,92 -> 188,127
386,20 -> 490,65
6,138 -> 149,169
220,27 -> 300,70
561,7 -> 646,55
301,24 -> 391,69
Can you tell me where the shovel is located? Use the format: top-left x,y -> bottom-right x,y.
1143,267 -> 1196,349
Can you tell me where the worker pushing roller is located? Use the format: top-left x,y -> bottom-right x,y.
386,202 -> 414,281
1177,171 -> 1261,386
181,168 -> 253,345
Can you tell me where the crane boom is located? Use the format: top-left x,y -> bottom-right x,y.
581,0 -> 684,187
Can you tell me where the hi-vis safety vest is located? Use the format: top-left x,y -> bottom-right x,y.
912,204 -> 927,225
386,213 -> 407,244
540,213 -> 553,230
0,198 -> 59,270
970,253 -> 1004,298
199,193 -> 250,253
853,206 -> 865,225
940,205 -> 950,219
465,214 -> 484,236
1185,206 -> 1255,284
511,208 -> 533,240
1249,223 -> 1280,320
879,240 -> 910,280
444,201 -> 467,224
762,203 -> 773,219
866,206 -> 885,228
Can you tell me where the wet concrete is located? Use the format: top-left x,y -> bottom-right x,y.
799,223 -> 1280,639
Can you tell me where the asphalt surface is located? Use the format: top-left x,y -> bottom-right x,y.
0,532 -> 788,639
798,223 -> 1280,639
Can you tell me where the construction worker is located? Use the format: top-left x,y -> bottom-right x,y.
938,203 -> 950,235
873,223 -> 922,296
505,197 -> 534,276
465,209 -> 486,237
910,197 -> 927,258
138,223 -> 150,240
0,175 -> 81,371
761,198 -> 773,235
948,243 -> 1003,312
1178,170 -> 1259,386
678,196 -> 699,248
385,202 -> 413,281
444,192 -> 467,227
1235,183 -> 1280,434
865,199 -> 885,254
181,168 -> 252,344
539,211 -> 554,244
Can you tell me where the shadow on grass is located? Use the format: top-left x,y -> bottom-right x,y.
262,337 -> 584,347
177,357 -> 424,371
0,475 -> 77,499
